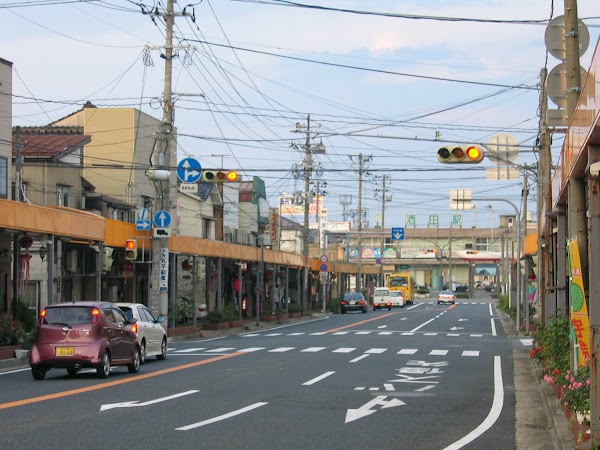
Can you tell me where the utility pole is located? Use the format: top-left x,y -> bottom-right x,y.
522,167 -> 529,333
302,115 -> 313,309
378,174 -> 390,286
355,154 -> 370,294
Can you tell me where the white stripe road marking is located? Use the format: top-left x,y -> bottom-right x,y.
365,348 -> 387,354
268,347 -> 295,352
397,349 -> 418,355
349,354 -> 370,363
332,348 -> 356,353
424,333 -> 437,336
176,402 -> 268,431
491,318 -> 497,337
310,332 -> 327,335
174,348 -> 206,353
354,387 -> 366,391
205,348 -> 235,353
401,332 -> 415,336
239,348 -> 265,353
264,333 -> 283,337
415,385 -> 436,392
369,387 -> 380,391
303,371 -> 335,386
355,331 -> 371,335
470,334 -> 483,337
287,332 -> 305,336
301,347 -> 326,352
447,333 -> 460,337
443,356 -> 503,450
429,350 -> 448,356
489,303 -> 493,316
462,351 -> 480,357
410,318 -> 436,332
378,332 -> 393,335
384,383 -> 395,391
240,334 -> 261,337
332,332 -> 349,335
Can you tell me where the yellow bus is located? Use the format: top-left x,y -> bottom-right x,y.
386,272 -> 415,305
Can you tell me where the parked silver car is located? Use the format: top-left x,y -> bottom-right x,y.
115,303 -> 167,364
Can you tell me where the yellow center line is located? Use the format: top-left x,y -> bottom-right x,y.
0,352 -> 246,411
325,312 -> 397,333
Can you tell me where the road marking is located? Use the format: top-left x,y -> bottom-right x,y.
378,332 -> 393,335
424,333 -> 437,336
410,318 -> 436,332
303,371 -> 335,386
176,402 -> 268,431
462,351 -> 480,357
174,348 -> 206,353
378,325 -> 388,329
0,352 -> 246,411
0,368 -> 29,376
415,385 -> 436,392
310,332 -> 327,335
355,331 -> 371,335
349,355 -> 370,363
264,333 -> 283,337
401,332 -> 415,336
301,347 -> 326,352
406,303 -> 422,310
449,327 -> 464,331
491,318 -> 497,336
268,347 -> 295,352
443,356 -> 503,450
429,350 -> 448,356
489,303 -> 494,316
332,347 -> 356,353
397,349 -> 418,355
365,348 -> 387,354
287,332 -> 305,336
345,395 -> 405,423
332,332 -> 349,335
101,390 -> 199,412
205,348 -> 235,353
369,387 -> 380,391
470,334 -> 483,337
238,347 -> 265,353
324,313 -> 396,333
384,383 -> 395,391
447,333 -> 460,337
240,334 -> 261,337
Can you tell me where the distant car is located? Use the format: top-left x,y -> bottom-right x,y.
372,287 -> 392,311
389,291 -> 406,307
29,301 -> 141,380
437,290 -> 456,305
484,283 -> 496,292
115,303 -> 168,364
341,292 -> 368,314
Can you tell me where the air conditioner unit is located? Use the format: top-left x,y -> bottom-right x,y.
66,250 -> 78,273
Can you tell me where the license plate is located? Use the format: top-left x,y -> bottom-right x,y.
350,301 -> 356,305
55,347 -> 74,356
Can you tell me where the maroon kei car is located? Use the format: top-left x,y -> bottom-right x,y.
29,301 -> 141,380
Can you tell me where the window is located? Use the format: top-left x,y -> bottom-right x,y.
202,218 -> 211,239
57,185 -> 69,207
0,157 -> 7,199
112,307 -> 127,326
0,273 -> 7,312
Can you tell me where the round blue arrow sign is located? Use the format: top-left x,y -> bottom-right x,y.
153,210 -> 172,228
177,158 -> 202,183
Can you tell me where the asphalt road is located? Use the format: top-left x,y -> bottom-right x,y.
0,297 -> 516,450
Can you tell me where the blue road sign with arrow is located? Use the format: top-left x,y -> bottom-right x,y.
391,227 -> 405,241
153,210 -> 172,228
136,219 -> 151,230
177,158 -> 202,183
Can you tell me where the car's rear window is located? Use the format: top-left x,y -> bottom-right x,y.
343,293 -> 363,301
390,291 -> 403,297
118,307 -> 134,321
374,290 -> 389,296
43,306 -> 93,326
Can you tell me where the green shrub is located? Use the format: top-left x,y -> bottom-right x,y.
415,288 -> 429,295
206,310 -> 228,323
328,297 -> 340,314
497,294 -> 509,313
455,292 -> 469,299
530,313 -> 570,384
288,303 -> 303,313
13,299 -> 36,333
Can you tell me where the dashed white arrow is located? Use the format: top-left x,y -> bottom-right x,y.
345,395 -> 405,423
101,390 -> 199,412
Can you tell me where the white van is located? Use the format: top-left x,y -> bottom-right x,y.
372,287 -> 391,311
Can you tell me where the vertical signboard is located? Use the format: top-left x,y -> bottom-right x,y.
159,248 -> 169,292
568,238 -> 590,365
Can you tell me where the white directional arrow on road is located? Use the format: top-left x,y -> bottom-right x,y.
345,395 -> 405,423
450,327 -> 464,331
100,390 -> 199,412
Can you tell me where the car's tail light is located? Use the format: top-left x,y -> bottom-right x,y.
341,301 -> 347,305
91,308 -> 101,325
40,309 -> 47,324
131,323 -> 138,333
358,300 -> 365,305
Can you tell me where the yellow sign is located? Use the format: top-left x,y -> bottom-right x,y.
568,238 -> 590,365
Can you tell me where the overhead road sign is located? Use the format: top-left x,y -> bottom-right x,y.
177,158 -> 202,183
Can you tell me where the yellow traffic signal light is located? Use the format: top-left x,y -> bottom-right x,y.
438,145 -> 484,164
125,239 -> 138,261
201,170 -> 241,183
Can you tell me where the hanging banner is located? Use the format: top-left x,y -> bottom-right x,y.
567,238 -> 590,365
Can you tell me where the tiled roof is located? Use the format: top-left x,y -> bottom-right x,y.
12,132 -> 91,159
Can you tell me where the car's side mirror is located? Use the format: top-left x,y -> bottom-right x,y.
128,318 -> 137,325
157,316 -> 166,323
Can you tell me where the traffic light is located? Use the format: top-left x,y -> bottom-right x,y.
125,239 -> 138,261
201,170 -> 241,183
437,145 -> 484,164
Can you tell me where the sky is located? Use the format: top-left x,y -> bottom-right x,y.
2,0 -> 600,231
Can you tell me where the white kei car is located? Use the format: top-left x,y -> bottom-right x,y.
115,303 -> 168,364
389,291 -> 406,307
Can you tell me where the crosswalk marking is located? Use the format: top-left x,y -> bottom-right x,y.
239,347 -> 265,353
429,349 -> 448,356
397,349 -> 418,355
301,347 -> 326,352
447,333 -> 460,337
365,348 -> 387,354
378,332 -> 393,335
462,350 -> 480,357
205,347 -> 235,353
350,354 -> 370,363
332,332 -> 349,335
269,347 -> 295,352
332,347 -> 356,353
175,348 -> 205,353
241,330 -> 490,338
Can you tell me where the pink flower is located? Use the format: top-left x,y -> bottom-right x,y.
587,380 -> 591,386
